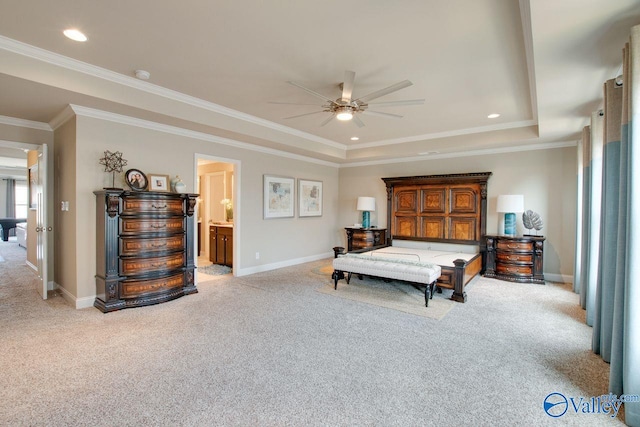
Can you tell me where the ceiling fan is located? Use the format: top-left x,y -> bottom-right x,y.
271,70 -> 425,127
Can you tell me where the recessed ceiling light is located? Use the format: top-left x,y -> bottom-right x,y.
418,151 -> 440,156
63,29 -> 87,42
350,137 -> 359,141
487,113 -> 500,119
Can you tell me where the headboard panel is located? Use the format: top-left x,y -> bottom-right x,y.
382,172 -> 492,246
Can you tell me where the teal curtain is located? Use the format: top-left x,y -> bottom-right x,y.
580,113 -> 604,325
579,126 -> 591,308
593,79 -> 623,362
573,137 -> 584,293
587,26 -> 640,427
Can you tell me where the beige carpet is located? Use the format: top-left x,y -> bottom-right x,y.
312,264 -> 455,320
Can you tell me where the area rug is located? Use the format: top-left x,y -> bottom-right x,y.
198,264 -> 232,275
313,263 -> 455,320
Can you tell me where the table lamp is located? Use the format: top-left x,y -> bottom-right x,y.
356,196 -> 376,228
496,195 -> 524,237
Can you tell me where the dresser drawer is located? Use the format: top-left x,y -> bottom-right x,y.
496,251 -> 533,264
121,218 -> 184,234
496,240 -> 533,251
121,197 -> 184,215
120,273 -> 184,299
120,252 -> 185,276
496,264 -> 533,276
120,235 -> 185,256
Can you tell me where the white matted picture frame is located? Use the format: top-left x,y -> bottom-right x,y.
148,173 -> 170,192
264,174 -> 295,219
298,179 -> 322,217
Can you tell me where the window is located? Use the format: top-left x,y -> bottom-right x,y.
15,180 -> 28,218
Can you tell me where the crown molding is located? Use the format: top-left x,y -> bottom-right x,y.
49,105 -> 76,130
68,105 -> 340,168
0,35 -> 345,151
0,114 -> 52,131
347,120 -> 538,150
340,140 -> 577,168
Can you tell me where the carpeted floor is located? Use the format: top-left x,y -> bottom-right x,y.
0,241 -> 626,426
312,264 -> 454,320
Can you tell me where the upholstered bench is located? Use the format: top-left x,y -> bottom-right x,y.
332,253 -> 441,307
16,222 -> 27,248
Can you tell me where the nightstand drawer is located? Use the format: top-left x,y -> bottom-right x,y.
496,240 -> 533,251
496,251 -> 533,264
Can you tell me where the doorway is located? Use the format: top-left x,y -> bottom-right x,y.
195,155 -> 239,282
0,140 -> 49,298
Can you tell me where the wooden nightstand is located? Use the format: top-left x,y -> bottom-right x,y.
484,235 -> 545,284
345,227 -> 387,251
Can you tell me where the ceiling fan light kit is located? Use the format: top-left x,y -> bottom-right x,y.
279,70 -> 424,127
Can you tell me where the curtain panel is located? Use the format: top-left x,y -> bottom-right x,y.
580,25 -> 640,427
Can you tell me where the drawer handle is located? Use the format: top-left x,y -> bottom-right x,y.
150,224 -> 167,229
151,263 -> 164,268
507,244 -> 519,249
150,243 -> 167,248
507,256 -> 519,260
151,204 -> 167,209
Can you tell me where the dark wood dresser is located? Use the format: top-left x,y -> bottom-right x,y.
209,225 -> 233,267
94,190 -> 198,312
345,227 -> 387,251
484,235 -> 545,284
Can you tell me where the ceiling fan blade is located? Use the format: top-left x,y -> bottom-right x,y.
287,81 -> 335,104
362,110 -> 403,119
341,70 -> 356,102
368,99 -> 425,107
283,111 -> 325,120
352,115 -> 365,128
268,101 -> 322,106
320,114 -> 335,127
355,80 -> 413,104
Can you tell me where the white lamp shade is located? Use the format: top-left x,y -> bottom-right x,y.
356,196 -> 376,211
496,195 -> 524,213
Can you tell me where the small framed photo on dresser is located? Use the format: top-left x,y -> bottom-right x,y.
148,174 -> 170,192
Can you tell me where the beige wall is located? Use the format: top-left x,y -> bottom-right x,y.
53,118 -> 77,296
338,147 -> 577,278
59,115 -> 339,302
26,150 -> 39,267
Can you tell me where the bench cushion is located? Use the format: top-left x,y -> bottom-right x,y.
333,253 -> 441,285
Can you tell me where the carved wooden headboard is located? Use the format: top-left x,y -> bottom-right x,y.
382,172 -> 492,246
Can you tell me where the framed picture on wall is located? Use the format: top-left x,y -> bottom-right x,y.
28,164 -> 38,209
264,174 -> 294,219
148,173 -> 170,192
298,179 -> 322,217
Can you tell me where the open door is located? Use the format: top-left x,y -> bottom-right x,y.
35,144 -> 48,299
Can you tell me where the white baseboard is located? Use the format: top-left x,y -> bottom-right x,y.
545,273 -> 574,284
26,260 -> 37,271
237,251 -> 332,277
56,283 -> 95,309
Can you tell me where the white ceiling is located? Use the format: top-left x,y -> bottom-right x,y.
0,0 -> 638,165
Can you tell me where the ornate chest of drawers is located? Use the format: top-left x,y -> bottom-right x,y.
483,235 -> 545,284
94,190 -> 198,312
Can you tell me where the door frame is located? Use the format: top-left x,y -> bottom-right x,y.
0,139 -> 52,297
194,153 -> 240,281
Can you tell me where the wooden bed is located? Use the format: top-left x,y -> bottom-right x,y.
333,172 -> 491,304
